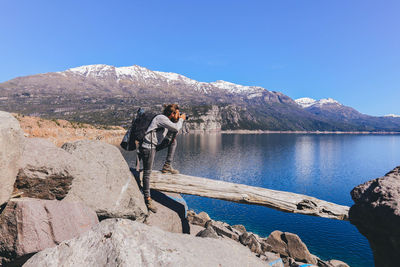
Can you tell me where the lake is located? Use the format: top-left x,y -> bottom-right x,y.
122,133 -> 400,267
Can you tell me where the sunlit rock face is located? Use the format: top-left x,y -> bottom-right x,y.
350,166 -> 400,267
0,111 -> 24,205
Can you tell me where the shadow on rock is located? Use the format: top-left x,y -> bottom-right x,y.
130,168 -> 190,234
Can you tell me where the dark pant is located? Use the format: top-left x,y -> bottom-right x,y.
140,137 -> 177,198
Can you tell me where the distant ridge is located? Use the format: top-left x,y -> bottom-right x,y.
0,64 -> 400,132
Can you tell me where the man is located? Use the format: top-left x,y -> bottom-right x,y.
140,104 -> 186,213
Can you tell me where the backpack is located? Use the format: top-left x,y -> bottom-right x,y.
120,108 -> 158,151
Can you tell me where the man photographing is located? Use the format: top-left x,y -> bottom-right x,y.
140,104 -> 186,213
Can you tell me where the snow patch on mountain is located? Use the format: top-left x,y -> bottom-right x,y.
295,97 -> 316,108
384,114 -> 400,118
62,64 -> 266,95
210,80 -> 264,94
116,65 -> 158,80
296,97 -> 341,108
318,98 -> 340,105
67,64 -> 115,78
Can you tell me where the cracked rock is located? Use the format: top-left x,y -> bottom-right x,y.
0,198 -> 98,266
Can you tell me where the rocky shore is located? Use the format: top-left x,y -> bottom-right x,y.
1,110 -> 398,266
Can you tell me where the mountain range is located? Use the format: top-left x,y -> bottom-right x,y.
0,64 -> 399,132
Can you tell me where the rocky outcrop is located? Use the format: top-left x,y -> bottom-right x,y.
189,210 -> 347,267
0,198 -> 98,266
240,232 -> 267,254
183,105 -> 260,132
14,138 -> 147,221
349,166 -> 400,267
184,105 -> 222,132
23,218 -> 268,267
187,210 -> 211,227
205,220 -> 240,241
61,140 -> 147,220
265,230 -> 317,265
196,225 -> 219,239
0,111 -> 24,205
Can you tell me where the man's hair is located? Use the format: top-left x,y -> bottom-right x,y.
163,104 -> 180,117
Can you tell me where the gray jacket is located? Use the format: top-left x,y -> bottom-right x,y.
142,115 -> 183,149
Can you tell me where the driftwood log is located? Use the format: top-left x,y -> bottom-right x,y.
146,171 -> 349,221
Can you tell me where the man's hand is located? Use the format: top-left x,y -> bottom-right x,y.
180,114 -> 187,121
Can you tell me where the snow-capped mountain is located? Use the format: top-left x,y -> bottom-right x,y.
295,96 -> 367,122
1,64 -> 400,132
61,64 -> 265,96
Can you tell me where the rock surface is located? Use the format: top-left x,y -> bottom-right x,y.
205,220 -> 240,241
0,198 -> 98,266
61,140 -> 147,220
144,192 -> 189,233
261,252 -> 284,267
23,218 -> 268,267
15,138 -> 77,200
189,223 -> 205,236
187,210 -> 211,227
239,232 -> 264,254
14,139 -> 147,221
326,259 -> 350,267
196,225 -> 219,239
0,111 -> 24,205
349,166 -> 400,267
266,230 -> 317,265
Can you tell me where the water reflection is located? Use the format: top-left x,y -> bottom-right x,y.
120,133 -> 400,267
294,136 -> 315,183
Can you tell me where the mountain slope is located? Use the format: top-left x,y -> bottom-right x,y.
295,97 -> 400,131
0,64 -> 399,132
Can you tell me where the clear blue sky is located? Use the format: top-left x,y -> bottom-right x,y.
1,0 -> 399,116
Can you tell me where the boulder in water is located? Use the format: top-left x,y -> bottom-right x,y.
265,230 -> 317,265
349,166 -> 400,267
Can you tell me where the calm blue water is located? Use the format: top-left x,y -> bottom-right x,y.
125,134 -> 400,267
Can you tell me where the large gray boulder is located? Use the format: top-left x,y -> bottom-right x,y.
0,111 -> 24,205
15,139 -> 147,220
23,218 -> 268,267
239,232 -> 265,254
349,166 -> 400,267
0,198 -> 98,266
61,140 -> 147,220
15,138 -> 77,200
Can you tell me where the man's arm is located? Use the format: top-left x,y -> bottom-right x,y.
157,115 -> 184,132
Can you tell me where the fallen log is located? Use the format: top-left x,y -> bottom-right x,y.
146,171 -> 349,221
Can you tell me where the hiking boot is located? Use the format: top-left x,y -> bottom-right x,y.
161,163 -> 180,174
145,198 -> 158,213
